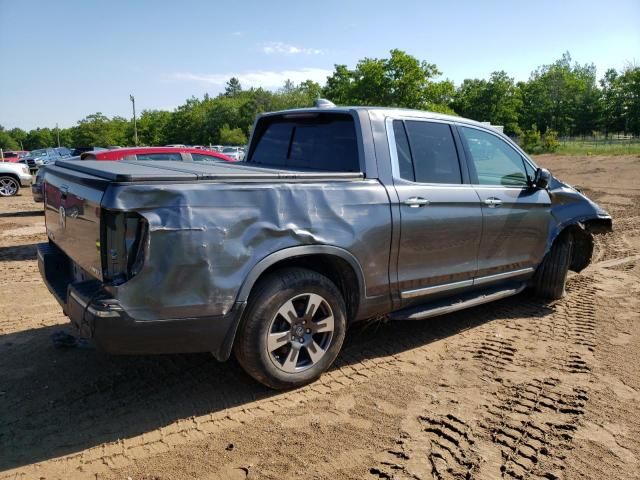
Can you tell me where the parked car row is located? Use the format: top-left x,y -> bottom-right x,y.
18,147 -> 73,170
30,146 -> 233,201
2,144 -> 236,198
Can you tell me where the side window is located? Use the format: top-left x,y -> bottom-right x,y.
392,120 -> 414,180
192,153 -> 221,163
403,121 -> 462,184
460,127 -> 528,187
136,153 -> 183,161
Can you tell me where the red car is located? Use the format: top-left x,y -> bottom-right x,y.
80,147 -> 233,163
1,150 -> 29,163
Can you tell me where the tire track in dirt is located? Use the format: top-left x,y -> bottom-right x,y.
485,378 -> 588,479
366,274 -> 598,480
370,413 -> 480,480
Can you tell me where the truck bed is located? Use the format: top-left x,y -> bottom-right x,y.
43,158 -> 390,324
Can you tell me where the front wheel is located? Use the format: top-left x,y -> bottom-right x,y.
234,268 -> 347,389
535,231 -> 573,300
0,176 -> 20,197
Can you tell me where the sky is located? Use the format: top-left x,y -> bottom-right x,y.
1,0 -> 639,130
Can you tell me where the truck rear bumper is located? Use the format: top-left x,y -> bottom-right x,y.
37,242 -> 245,361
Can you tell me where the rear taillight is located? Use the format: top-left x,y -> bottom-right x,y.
101,211 -> 148,285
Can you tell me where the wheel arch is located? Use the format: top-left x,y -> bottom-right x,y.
546,216 -> 612,273
236,246 -> 366,322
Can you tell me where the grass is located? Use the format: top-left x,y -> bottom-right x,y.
555,140 -> 640,156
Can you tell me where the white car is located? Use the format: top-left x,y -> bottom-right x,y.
221,146 -> 245,161
0,162 -> 32,197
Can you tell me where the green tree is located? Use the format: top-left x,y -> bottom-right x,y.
219,124 -> 247,145
323,49 -> 454,111
599,69 -> 624,136
521,124 -> 542,153
72,113 -> 123,147
8,127 -> 27,149
452,71 -> 522,135
520,52 -> 599,136
137,109 -> 172,145
224,77 -> 242,97
619,66 -> 640,135
24,128 -> 54,150
0,126 -> 20,150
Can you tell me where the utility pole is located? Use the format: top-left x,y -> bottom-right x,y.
56,123 -> 61,147
130,94 -> 138,146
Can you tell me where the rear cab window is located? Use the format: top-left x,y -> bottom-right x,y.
246,113 -> 360,172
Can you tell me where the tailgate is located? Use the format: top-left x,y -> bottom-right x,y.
44,165 -> 108,280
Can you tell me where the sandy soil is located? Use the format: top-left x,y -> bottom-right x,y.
0,154 -> 638,480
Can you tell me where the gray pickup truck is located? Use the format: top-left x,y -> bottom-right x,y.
38,102 -> 612,388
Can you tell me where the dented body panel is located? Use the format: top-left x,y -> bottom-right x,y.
102,177 -> 393,321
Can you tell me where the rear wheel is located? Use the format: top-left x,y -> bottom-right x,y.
535,231 -> 573,300
0,176 -> 20,197
234,268 -> 347,389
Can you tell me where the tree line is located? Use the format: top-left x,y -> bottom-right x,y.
1,50 -> 638,153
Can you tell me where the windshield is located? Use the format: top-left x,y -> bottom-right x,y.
26,149 -> 47,158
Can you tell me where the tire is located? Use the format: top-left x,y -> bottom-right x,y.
535,231 -> 573,300
234,267 -> 347,389
0,176 -> 20,197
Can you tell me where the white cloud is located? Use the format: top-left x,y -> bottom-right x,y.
171,68 -> 332,89
261,41 -> 325,56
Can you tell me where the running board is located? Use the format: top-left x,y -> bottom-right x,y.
388,284 -> 526,321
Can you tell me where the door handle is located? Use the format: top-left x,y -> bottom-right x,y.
404,197 -> 430,208
484,197 -> 502,208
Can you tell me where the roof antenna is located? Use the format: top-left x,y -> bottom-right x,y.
314,98 -> 336,109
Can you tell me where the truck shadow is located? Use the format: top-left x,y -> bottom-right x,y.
0,243 -> 38,261
0,292 -> 553,472
0,210 -> 43,218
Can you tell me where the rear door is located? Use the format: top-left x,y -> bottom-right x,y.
389,119 -> 483,304
457,125 -> 550,279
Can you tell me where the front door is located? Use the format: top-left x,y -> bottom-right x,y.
390,119 -> 483,304
457,125 -> 551,279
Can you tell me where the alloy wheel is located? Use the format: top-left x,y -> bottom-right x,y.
0,178 -> 18,196
266,293 -> 335,373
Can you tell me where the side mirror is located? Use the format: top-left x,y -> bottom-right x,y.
534,167 -> 551,190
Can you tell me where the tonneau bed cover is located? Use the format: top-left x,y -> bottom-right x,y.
53,159 -> 364,183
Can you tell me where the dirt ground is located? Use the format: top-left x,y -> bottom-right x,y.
1,154 -> 638,480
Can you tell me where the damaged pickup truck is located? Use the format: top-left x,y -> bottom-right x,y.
38,102 -> 612,389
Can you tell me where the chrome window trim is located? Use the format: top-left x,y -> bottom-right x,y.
400,267 -> 535,299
